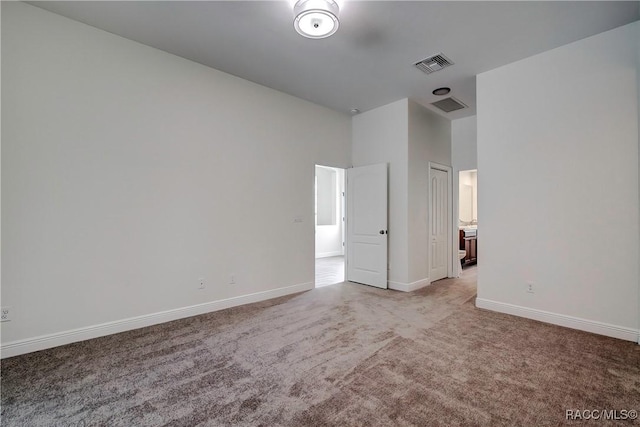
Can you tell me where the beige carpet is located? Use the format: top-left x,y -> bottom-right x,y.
2,268 -> 639,426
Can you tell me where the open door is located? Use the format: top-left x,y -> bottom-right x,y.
346,163 -> 388,289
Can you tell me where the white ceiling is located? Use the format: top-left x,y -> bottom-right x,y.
29,1 -> 639,119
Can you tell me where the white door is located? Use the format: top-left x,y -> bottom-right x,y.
430,167 -> 449,282
346,163 -> 388,288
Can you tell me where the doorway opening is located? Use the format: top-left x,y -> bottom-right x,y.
315,165 -> 345,287
458,169 -> 477,272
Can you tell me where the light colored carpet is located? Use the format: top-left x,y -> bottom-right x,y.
2,268 -> 639,426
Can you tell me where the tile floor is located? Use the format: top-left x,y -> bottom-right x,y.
315,255 -> 344,287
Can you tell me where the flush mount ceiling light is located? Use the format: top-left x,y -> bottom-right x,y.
432,87 -> 451,96
293,0 -> 340,39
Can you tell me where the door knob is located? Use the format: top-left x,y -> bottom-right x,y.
379,230 -> 387,234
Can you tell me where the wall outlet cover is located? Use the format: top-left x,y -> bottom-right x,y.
1,306 -> 12,322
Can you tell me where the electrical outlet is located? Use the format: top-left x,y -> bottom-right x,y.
526,282 -> 535,294
230,275 -> 236,285
198,278 -> 205,290
1,306 -> 12,322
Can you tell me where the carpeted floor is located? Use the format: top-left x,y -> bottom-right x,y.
2,268 -> 639,426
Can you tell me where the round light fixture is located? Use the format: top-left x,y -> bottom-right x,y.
293,0 -> 340,39
432,87 -> 451,96
350,108 -> 360,114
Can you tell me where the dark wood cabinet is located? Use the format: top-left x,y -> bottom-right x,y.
459,229 -> 477,267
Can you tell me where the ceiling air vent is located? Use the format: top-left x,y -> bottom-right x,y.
431,97 -> 467,113
415,53 -> 454,74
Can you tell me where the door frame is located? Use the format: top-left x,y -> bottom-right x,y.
428,162 -> 455,281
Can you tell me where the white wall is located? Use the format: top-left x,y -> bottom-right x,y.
451,116 -> 477,172
459,170 -> 477,223
407,100 -> 451,285
315,166 -> 344,258
637,21 -> 640,343
476,22 -> 640,341
352,99 -> 409,285
1,2 -> 351,354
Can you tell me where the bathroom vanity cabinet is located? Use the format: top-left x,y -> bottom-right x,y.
459,229 -> 477,267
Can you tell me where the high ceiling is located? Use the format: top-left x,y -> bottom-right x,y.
29,1 -> 639,119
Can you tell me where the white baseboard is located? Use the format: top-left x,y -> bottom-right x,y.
475,298 -> 640,343
1,282 -> 314,359
315,251 -> 343,259
389,277 -> 430,292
